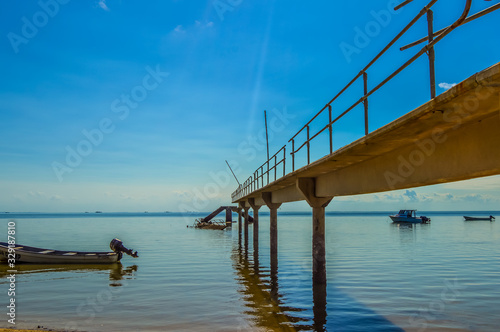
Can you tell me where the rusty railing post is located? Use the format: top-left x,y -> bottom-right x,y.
307,126 -> 310,165
274,155 -> 277,181
427,9 -> 436,99
266,160 -> 269,185
328,105 -> 333,154
283,146 -> 286,177
291,139 -> 295,171
260,166 -> 264,187
363,72 -> 369,135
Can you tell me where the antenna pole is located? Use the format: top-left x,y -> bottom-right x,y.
264,110 -> 270,161
225,160 -> 241,186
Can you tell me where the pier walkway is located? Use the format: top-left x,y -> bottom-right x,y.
233,63 -> 500,205
230,0 -> 500,284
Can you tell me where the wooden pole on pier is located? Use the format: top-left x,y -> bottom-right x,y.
264,111 -> 270,162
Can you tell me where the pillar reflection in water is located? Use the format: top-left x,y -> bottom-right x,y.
231,211 -> 328,331
312,265 -> 327,331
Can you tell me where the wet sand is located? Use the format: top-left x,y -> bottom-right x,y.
0,329 -> 65,332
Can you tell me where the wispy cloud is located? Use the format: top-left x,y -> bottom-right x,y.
20,191 -> 64,202
98,0 -> 110,11
171,21 -> 214,36
438,82 -> 457,90
336,190 -> 498,205
173,25 -> 185,34
403,189 -> 418,201
195,21 -> 214,29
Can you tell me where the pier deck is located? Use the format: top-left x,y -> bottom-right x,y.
233,63 -> 500,205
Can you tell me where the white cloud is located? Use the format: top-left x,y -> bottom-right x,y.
98,0 -> 110,11
172,21 -> 213,36
195,21 -> 214,29
438,82 -> 457,90
403,190 -> 418,201
173,190 -> 192,199
173,25 -> 185,34
441,176 -> 500,192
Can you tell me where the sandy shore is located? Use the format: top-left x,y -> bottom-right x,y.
0,329 -> 66,332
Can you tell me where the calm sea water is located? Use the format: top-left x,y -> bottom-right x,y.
1,212 -> 499,331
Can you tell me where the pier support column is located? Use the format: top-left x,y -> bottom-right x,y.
225,207 -> 233,227
240,202 -> 250,247
236,207 -> 242,234
262,192 -> 282,298
297,178 -> 333,285
248,198 -> 262,251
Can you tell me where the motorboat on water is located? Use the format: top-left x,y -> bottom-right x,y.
0,238 -> 138,264
463,215 -> 495,221
390,210 -> 430,223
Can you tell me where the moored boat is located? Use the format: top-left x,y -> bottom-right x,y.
189,218 -> 227,230
463,216 -> 495,221
389,210 -> 430,223
0,238 -> 138,264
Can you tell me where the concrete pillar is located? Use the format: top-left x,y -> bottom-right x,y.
237,203 -> 250,255
249,199 -> 261,274
248,198 -> 262,253
242,205 -> 250,247
225,207 -> 232,227
297,178 -> 333,285
262,192 -> 282,299
237,207 -> 242,234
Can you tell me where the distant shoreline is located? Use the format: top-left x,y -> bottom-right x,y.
1,210 -> 499,219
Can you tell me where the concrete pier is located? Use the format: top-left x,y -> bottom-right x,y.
230,63 -> 500,286
243,205 -> 250,245
225,208 -> 233,227
237,207 -> 242,234
248,198 -> 262,253
296,178 -> 332,284
262,192 -> 281,289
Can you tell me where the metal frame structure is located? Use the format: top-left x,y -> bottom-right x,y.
232,0 -> 499,202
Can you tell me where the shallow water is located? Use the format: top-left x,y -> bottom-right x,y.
0,212 -> 499,331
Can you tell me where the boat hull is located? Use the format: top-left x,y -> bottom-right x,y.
0,242 -> 119,264
463,216 -> 494,221
196,224 -> 227,230
190,218 -> 227,230
390,216 -> 426,223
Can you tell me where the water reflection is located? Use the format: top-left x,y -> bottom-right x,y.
0,263 -> 137,287
390,221 -> 430,243
313,279 -> 327,332
109,264 -> 138,286
232,233 -> 324,331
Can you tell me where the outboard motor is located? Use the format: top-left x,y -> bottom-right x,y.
110,238 -> 139,261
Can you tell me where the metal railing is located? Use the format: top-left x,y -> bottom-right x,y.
232,0 -> 499,202
232,145 -> 286,201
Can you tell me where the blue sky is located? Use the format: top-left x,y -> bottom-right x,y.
0,0 -> 499,212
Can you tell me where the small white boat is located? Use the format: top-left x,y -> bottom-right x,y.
390,210 -> 430,223
0,238 -> 138,264
464,216 -> 495,221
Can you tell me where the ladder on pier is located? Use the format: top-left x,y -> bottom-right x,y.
202,206 -> 253,224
